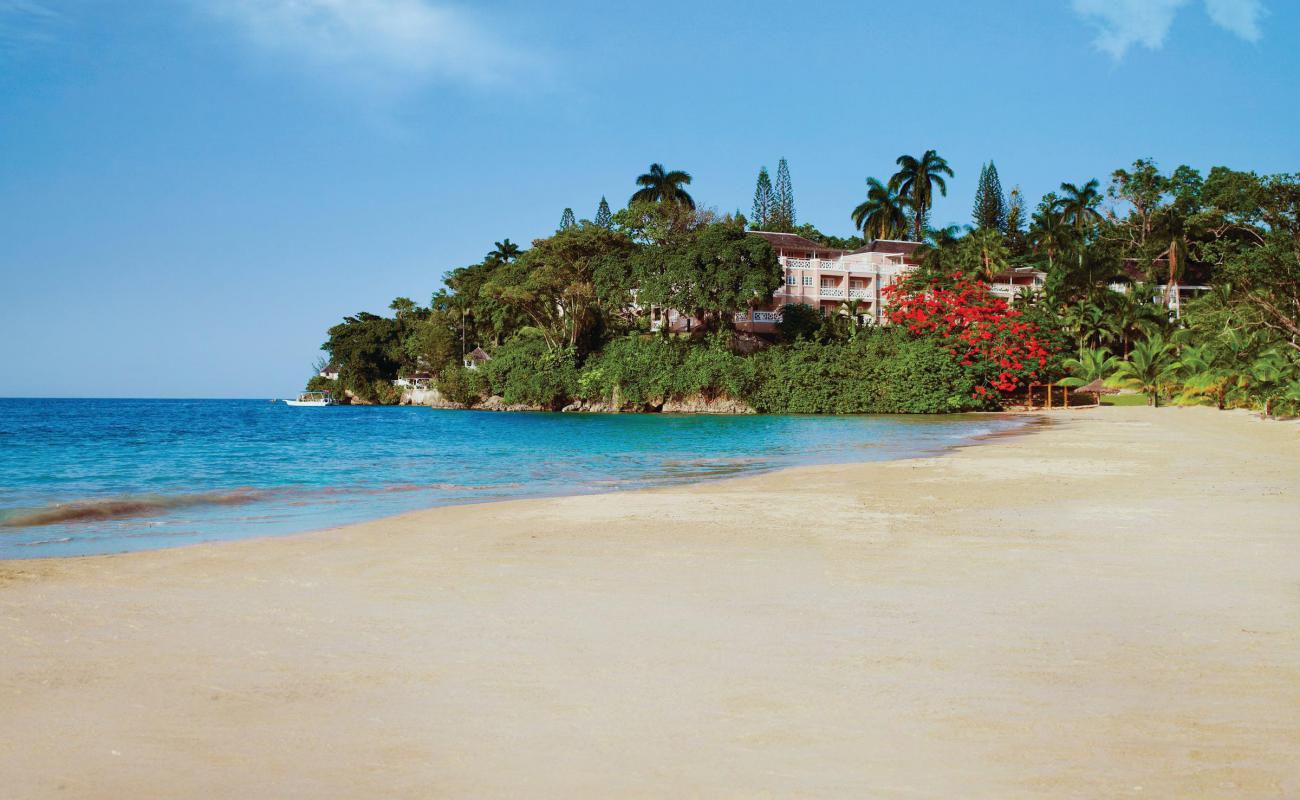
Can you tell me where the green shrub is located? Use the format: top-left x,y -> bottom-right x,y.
744,331 -> 980,413
435,366 -> 484,406
479,337 -> 579,409
577,335 -> 753,406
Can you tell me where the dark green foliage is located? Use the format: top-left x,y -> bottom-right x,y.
578,335 -> 754,406
559,208 -> 576,230
745,332 -> 980,414
972,161 -> 1007,232
628,221 -> 782,332
751,167 -> 773,228
776,303 -> 822,342
631,163 -> 694,208
322,312 -> 406,402
771,158 -> 795,231
435,365 -> 484,406
478,337 -> 579,409
594,197 -> 613,229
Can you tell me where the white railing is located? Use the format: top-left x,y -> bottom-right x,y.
848,287 -> 871,299
819,287 -> 845,298
989,285 -> 1016,297
734,311 -> 784,324
779,256 -> 845,271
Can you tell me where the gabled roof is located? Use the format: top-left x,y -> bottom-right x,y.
467,346 -> 491,362
847,239 -> 922,257
1117,257 -> 1212,286
746,231 -> 847,257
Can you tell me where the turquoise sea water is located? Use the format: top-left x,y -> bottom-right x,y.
0,399 -> 1030,559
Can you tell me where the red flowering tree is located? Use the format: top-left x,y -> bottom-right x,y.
882,272 -> 1054,402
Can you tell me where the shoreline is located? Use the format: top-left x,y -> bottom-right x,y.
2,405 -> 1299,797
0,410 -> 1040,562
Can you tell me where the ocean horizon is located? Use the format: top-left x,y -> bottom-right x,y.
0,398 -> 1031,559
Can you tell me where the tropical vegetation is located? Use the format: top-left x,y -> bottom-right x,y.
308,153 -> 1300,419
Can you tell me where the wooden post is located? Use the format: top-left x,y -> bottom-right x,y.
1064,386 -> 1070,408
1046,384 -> 1053,410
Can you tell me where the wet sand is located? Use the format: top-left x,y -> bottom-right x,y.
2,405 -> 1298,798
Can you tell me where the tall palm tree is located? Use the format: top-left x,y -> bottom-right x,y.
630,163 -> 695,209
1028,207 -> 1069,271
1054,179 -> 1105,284
851,178 -> 911,240
889,150 -> 953,241
1055,179 -> 1105,237
488,239 -> 521,263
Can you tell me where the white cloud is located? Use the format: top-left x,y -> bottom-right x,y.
0,0 -> 62,50
198,0 -> 535,92
1072,0 -> 1267,59
1204,0 -> 1265,40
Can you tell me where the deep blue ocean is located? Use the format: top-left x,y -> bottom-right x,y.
0,399 -> 1029,559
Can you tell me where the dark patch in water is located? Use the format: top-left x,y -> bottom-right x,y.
0,489 -> 265,528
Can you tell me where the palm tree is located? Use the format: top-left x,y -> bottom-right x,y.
630,163 -> 694,209
1055,179 -> 1105,237
851,178 -> 911,240
961,228 -> 1010,282
836,298 -> 868,330
1028,207 -> 1069,271
1245,349 -> 1294,417
889,150 -> 953,241
1113,334 -> 1182,406
913,224 -> 963,274
488,239 -> 521,263
1058,346 -> 1122,387
1055,179 -> 1105,280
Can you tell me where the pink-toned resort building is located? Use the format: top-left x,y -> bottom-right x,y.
649,230 -> 1049,336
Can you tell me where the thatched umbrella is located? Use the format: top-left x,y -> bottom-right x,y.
1073,379 -> 1119,405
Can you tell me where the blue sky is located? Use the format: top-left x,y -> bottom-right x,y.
1,0 -> 1294,398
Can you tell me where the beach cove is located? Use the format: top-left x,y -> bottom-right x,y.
2,405 -> 1298,797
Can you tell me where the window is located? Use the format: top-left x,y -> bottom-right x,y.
785,274 -> 797,286
802,275 -> 813,286
821,278 -> 836,288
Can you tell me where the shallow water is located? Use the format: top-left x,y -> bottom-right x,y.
0,399 -> 1029,558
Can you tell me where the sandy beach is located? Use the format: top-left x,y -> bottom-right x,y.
1,405 -> 1298,798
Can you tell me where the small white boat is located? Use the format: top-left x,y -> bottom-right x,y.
283,391 -> 336,407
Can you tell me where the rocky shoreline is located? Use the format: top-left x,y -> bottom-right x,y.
388,387 -> 756,415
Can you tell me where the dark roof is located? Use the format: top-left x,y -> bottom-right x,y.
467,347 -> 491,362
746,231 -> 847,257
1117,257 -> 1213,286
847,239 -> 922,258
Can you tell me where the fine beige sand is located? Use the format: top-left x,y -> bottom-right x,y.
2,406 -> 1299,798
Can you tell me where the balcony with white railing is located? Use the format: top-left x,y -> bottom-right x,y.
734,310 -> 784,324
819,287 -> 845,298
779,256 -> 846,271
848,287 -> 872,299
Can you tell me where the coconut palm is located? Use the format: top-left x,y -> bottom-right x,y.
630,163 -> 695,209
488,239 -> 521,263
959,228 -> 1010,282
913,224 -> 964,274
1113,333 -> 1182,406
851,178 -> 911,240
889,150 -> 953,241
1028,206 -> 1070,271
1055,179 -> 1105,237
1245,349 -> 1294,417
836,298 -> 868,329
1058,346 -> 1122,387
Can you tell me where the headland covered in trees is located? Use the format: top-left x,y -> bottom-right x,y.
308,154 -> 1300,417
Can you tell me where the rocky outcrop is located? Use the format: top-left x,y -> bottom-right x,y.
476,395 -> 546,413
399,387 -> 464,409
560,394 -> 755,415
659,394 -> 756,415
